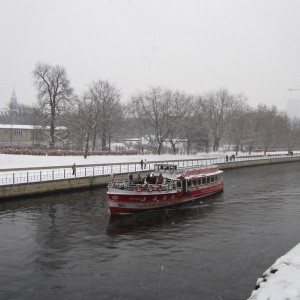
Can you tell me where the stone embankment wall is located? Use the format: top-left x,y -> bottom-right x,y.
218,156 -> 300,169
0,171 -> 149,200
1,156 -> 300,200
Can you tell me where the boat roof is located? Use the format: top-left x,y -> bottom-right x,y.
153,164 -> 222,179
154,164 -> 177,170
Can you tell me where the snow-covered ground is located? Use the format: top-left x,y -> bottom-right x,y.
0,151 -> 294,169
0,153 -> 225,169
248,243 -> 300,300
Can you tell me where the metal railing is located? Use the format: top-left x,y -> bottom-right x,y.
0,152 -> 299,186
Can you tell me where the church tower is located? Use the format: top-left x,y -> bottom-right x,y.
10,89 -> 18,113
9,88 -> 19,123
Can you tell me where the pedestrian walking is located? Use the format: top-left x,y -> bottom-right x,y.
140,159 -> 144,170
72,163 -> 76,176
144,159 -> 147,169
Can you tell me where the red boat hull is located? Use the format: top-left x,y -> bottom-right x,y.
108,182 -> 224,214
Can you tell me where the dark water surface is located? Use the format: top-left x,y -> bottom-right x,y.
1,162 -> 300,300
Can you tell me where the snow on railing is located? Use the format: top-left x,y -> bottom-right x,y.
0,153 -> 299,186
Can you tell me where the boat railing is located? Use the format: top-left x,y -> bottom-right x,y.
177,164 -> 218,174
109,180 -> 177,192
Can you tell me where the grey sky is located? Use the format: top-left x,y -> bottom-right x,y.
1,0 -> 300,110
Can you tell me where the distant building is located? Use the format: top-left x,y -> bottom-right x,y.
0,124 -> 37,147
0,124 -> 68,148
286,99 -> 300,119
0,89 -> 19,124
0,89 -> 35,125
10,89 -> 19,123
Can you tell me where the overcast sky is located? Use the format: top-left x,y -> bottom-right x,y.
1,0 -> 300,110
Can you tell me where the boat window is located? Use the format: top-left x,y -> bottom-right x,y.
214,175 -> 218,181
177,181 -> 182,189
202,178 -> 206,185
211,176 -> 214,183
192,179 -> 197,186
187,180 -> 192,187
207,177 -> 210,184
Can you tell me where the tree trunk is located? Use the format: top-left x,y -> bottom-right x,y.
213,137 -> 220,152
186,139 -> 190,155
170,140 -> 176,154
157,142 -> 163,155
50,115 -> 55,149
92,132 -> 96,151
84,132 -> 90,159
101,130 -> 106,150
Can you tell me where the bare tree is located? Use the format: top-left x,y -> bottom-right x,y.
68,94 -> 100,158
227,104 -> 252,155
129,87 -> 180,154
276,113 -> 300,153
197,89 -> 246,151
286,118 -> 300,153
255,105 -> 279,155
167,91 -> 196,154
32,62 -> 73,148
89,80 -> 122,150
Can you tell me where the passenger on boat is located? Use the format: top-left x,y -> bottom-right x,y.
156,173 -> 163,184
136,173 -> 143,184
145,174 -> 151,184
128,174 -> 133,185
149,173 -> 156,184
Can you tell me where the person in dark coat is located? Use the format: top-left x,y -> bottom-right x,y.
128,174 -> 133,184
72,163 -> 76,176
140,159 -> 144,170
145,174 -> 151,184
149,173 -> 156,184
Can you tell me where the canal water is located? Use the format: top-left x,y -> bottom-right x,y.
1,162 -> 300,300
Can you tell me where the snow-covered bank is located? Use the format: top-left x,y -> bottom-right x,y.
0,153 -> 225,169
248,243 -> 300,300
0,151 -> 294,170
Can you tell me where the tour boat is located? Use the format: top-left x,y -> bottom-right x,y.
107,164 -> 224,214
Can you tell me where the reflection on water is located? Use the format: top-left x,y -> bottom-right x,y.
107,194 -> 223,236
1,162 -> 300,300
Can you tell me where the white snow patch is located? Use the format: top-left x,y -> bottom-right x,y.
248,243 -> 300,300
